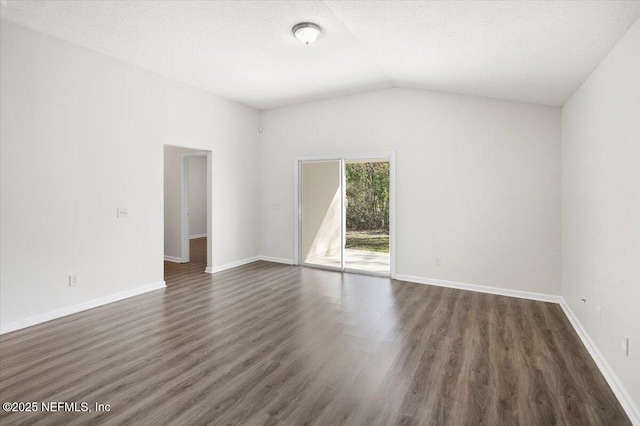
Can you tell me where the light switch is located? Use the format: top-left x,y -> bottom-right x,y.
69,274 -> 79,287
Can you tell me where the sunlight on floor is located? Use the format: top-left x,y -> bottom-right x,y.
304,248 -> 390,275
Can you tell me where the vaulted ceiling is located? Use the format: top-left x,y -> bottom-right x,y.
2,1 -> 639,109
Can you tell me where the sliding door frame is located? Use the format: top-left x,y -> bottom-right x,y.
293,151 -> 396,279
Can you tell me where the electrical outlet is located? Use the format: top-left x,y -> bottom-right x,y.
435,257 -> 441,266
622,334 -> 630,356
117,207 -> 128,219
68,274 -> 79,287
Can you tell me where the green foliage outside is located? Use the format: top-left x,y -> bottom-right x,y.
345,162 -> 390,231
345,162 -> 390,253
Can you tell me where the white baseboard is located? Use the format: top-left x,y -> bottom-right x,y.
189,233 -> 207,240
164,255 -> 183,263
0,281 -> 166,335
204,256 -> 260,274
394,274 -> 562,303
258,256 -> 296,265
559,299 -> 640,425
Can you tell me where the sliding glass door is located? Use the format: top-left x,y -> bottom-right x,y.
343,160 -> 391,274
299,160 -> 344,270
298,156 -> 392,277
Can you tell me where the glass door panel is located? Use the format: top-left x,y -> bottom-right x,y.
300,160 -> 343,270
343,160 -> 391,275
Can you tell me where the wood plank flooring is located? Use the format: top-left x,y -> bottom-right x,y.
0,238 -> 630,425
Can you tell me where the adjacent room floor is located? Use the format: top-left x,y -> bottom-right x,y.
0,238 -> 630,425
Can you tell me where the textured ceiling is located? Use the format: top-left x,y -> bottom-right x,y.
1,1 -> 639,109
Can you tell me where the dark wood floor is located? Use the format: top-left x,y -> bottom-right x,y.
0,238 -> 630,425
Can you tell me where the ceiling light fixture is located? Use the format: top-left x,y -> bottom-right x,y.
292,22 -> 321,45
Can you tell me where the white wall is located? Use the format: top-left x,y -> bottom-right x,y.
259,88 -> 561,295
189,156 -> 207,237
1,11 -> 636,414
0,20 -> 260,328
562,18 -> 640,410
301,161 -> 342,261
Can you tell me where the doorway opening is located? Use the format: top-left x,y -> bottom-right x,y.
295,152 -> 395,278
163,145 -> 212,276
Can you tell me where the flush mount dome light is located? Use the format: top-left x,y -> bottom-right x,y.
292,22 -> 321,45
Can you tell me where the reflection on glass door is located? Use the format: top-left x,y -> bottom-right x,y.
299,160 -> 343,270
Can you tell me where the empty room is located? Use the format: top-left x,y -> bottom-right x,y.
1,1 -> 639,425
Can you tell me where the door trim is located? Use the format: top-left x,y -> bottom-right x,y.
293,151 -> 396,279
181,151 -> 212,272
